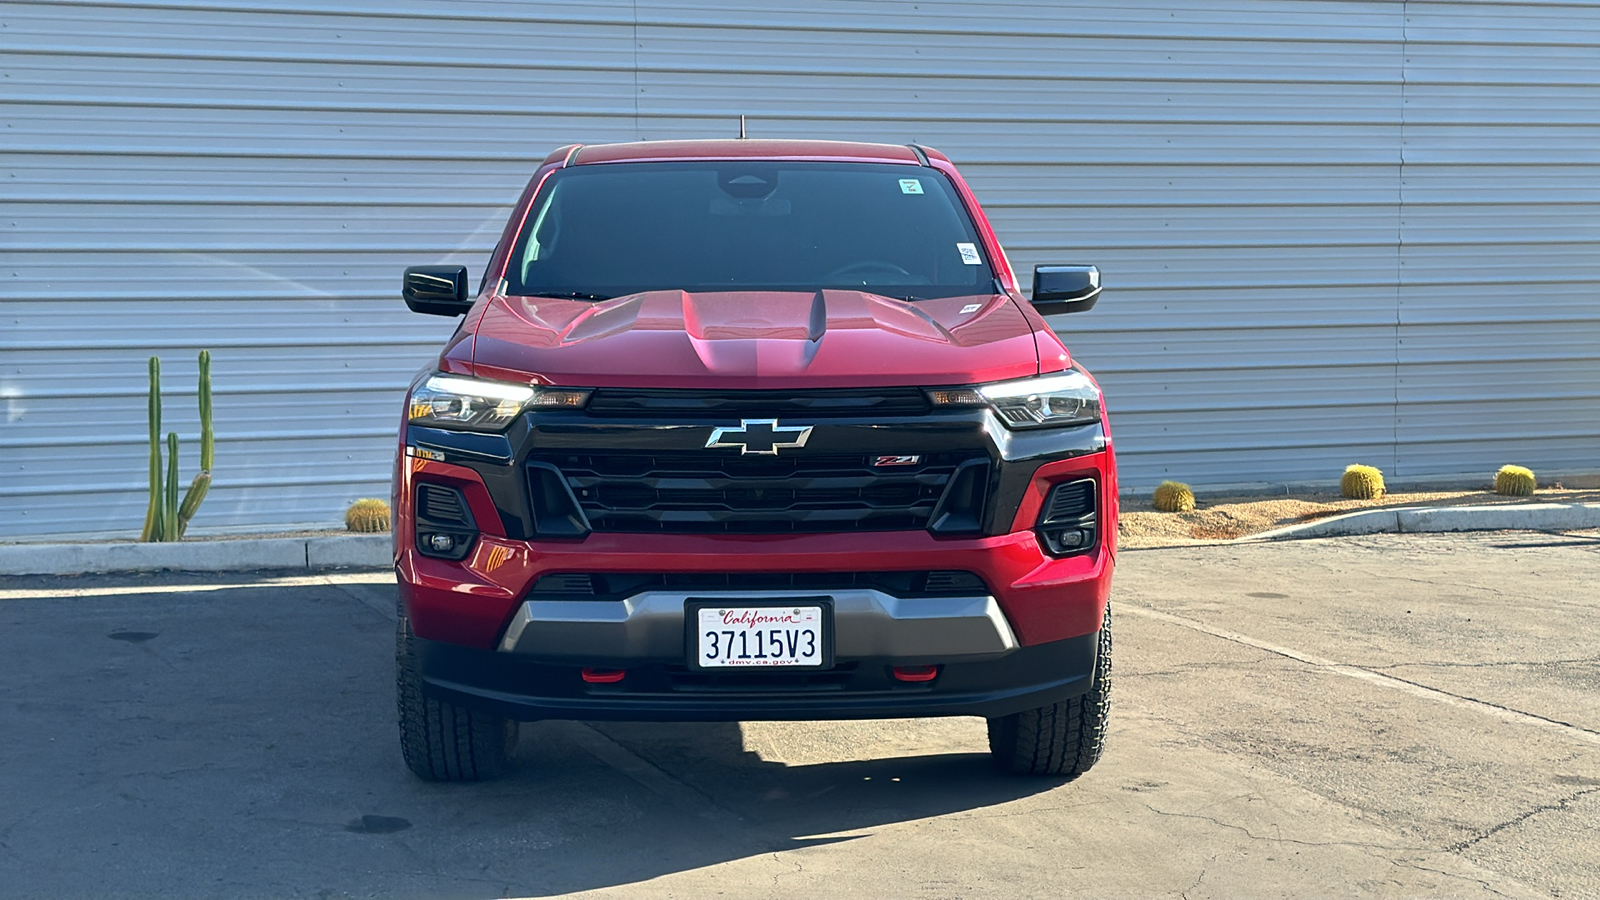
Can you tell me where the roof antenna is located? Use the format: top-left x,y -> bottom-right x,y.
738,115 -> 746,139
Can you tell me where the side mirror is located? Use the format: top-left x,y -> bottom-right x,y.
403,265 -> 472,317
1030,265 -> 1102,316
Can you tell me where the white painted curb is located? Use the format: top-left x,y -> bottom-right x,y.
0,534 -> 391,576
306,535 -> 393,569
1245,502 -> 1600,542
5,502 -> 1597,574
1249,509 -> 1402,541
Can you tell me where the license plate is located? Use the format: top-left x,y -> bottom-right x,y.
690,601 -> 830,669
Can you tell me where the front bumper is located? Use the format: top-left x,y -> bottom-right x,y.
412,627 -> 1099,722
498,589 -> 1017,662
396,521 -> 1114,652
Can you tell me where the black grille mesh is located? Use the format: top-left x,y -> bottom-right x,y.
530,451 -> 980,534
417,483 -> 470,526
1041,479 -> 1095,524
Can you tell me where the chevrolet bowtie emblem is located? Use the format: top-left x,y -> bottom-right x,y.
705,419 -> 814,456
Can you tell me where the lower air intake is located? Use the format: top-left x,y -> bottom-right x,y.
415,483 -> 477,561
1037,478 -> 1096,557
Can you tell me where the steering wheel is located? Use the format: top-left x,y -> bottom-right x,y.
826,260 -> 915,284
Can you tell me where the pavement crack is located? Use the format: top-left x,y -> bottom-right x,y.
122,763 -> 219,780
1141,803 -> 1419,853
766,851 -> 803,887
945,799 -> 1111,822
1370,574 -> 1515,599
1445,787 -> 1600,853
1383,857 -> 1518,899
1146,806 -> 1529,899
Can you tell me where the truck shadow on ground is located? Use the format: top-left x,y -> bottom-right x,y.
393,719 -> 1066,898
0,574 -> 1072,899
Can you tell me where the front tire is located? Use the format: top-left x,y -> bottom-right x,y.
987,605 -> 1111,778
396,619 -> 517,781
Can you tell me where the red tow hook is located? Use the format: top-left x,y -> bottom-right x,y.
581,667 -> 626,684
891,665 -> 940,683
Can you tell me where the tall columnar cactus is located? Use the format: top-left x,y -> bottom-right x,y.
178,350 -> 214,537
139,351 -> 214,542
164,432 -> 181,541
139,357 -> 164,541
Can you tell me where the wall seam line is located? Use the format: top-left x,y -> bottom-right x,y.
1394,1 -> 1409,479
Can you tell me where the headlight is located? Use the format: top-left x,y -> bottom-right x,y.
927,370 -> 1102,429
407,374 -> 590,432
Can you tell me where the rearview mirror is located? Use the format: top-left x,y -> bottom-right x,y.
403,265 -> 472,317
1030,265 -> 1102,316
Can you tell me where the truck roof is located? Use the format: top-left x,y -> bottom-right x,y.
551,139 -> 943,167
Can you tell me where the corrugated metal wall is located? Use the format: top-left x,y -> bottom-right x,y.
4,0 -> 1598,537
1395,4 -> 1600,481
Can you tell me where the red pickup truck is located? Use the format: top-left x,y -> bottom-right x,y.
393,139 -> 1116,781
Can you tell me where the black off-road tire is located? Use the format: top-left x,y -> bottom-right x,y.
987,605 -> 1111,778
396,619 -> 517,781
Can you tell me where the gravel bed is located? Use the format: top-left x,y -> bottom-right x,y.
1118,488 -> 1600,549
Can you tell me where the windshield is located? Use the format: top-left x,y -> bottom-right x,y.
504,161 -> 996,301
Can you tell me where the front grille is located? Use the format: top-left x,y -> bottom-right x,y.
529,570 -> 990,600
586,387 -> 930,418
529,451 -> 981,534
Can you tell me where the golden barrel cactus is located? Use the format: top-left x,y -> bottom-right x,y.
345,498 -> 392,533
1493,465 -> 1536,496
1152,480 -> 1195,512
1341,465 -> 1385,500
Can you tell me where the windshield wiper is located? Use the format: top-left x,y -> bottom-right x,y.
523,290 -> 613,301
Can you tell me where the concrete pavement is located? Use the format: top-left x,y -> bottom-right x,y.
0,532 -> 1596,898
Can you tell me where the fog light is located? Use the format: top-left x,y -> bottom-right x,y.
581,668 -> 626,684
1045,528 -> 1087,551
427,533 -> 454,553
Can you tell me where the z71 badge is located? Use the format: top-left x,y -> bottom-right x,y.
873,455 -> 921,467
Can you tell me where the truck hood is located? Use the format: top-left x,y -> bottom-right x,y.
468,289 -> 1047,389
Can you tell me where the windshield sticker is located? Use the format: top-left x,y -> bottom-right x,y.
956,242 -> 982,265
960,302 -> 983,314
898,178 -> 924,195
